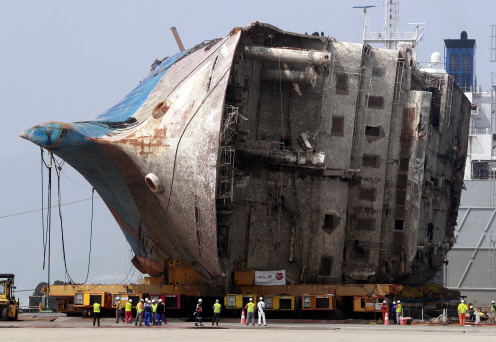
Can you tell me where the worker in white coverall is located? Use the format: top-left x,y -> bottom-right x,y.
257,297 -> 267,326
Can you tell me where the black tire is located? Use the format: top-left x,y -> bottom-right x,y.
82,310 -> 88,318
1,307 -> 8,321
14,307 -> 18,321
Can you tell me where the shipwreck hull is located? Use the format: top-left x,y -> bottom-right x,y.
21,23 -> 470,290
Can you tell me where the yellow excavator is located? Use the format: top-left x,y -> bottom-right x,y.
0,274 -> 19,320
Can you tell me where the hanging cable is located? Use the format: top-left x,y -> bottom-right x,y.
52,155 -> 82,284
82,188 -> 95,284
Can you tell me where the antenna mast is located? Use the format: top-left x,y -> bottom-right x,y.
355,1 -> 425,60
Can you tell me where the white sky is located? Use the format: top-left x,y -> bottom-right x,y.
1,0 -> 495,305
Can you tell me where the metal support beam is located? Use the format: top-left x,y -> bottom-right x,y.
244,46 -> 331,67
170,27 -> 185,52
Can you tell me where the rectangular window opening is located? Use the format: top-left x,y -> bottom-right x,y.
395,219 -> 404,231
359,188 -> 376,201
323,214 -> 334,230
362,154 -> 381,168
331,116 -> 345,137
365,126 -> 380,137
367,96 -> 384,109
336,74 -> 349,95
320,257 -> 333,276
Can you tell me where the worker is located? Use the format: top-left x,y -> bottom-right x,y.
144,300 -> 153,326
457,299 -> 468,326
380,300 -> 389,322
156,299 -> 165,325
395,300 -> 402,324
469,305 -> 475,321
391,301 -> 397,324
257,297 -> 266,326
195,299 -> 203,326
125,299 -> 133,324
151,299 -> 158,325
469,306 -> 480,324
212,299 -> 222,326
93,300 -> 101,326
490,300 -> 496,323
115,297 -> 125,323
244,297 -> 256,326
135,299 -> 144,326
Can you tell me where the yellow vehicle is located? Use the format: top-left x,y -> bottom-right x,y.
0,274 -> 19,321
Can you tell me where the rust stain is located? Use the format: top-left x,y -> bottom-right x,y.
229,27 -> 242,37
171,101 -> 196,138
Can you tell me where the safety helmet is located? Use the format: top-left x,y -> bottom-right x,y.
470,306 -> 473,308
198,299 -> 202,302
216,299 -> 219,303
129,299 -> 132,303
140,299 -> 144,302
145,298 -> 149,301
159,299 -> 162,302
393,301 -> 396,304
397,300 -> 400,303
461,300 -> 465,303
116,297 -> 120,300
493,300 -> 495,303
249,298 -> 253,302
152,299 -> 156,302
260,297 -> 263,301
383,300 -> 386,304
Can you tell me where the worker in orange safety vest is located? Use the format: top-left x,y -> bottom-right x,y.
380,300 -> 389,321
458,299 -> 468,326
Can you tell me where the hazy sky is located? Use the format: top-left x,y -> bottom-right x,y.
2,0 -> 495,305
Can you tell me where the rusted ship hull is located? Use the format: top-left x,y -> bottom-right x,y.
21,23 -> 471,289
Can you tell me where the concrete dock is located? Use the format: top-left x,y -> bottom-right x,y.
1,315 -> 494,342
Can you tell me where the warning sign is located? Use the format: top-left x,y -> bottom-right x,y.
254,270 -> 286,286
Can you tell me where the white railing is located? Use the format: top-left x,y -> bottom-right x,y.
469,127 -> 492,136
364,32 -> 416,41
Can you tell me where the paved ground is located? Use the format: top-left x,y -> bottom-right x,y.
0,315 -> 494,341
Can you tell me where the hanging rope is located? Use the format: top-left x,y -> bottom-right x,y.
82,188 -> 95,284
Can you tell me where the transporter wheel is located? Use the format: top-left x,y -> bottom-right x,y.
1,307 -> 8,321
14,307 -> 18,321
82,310 -> 88,318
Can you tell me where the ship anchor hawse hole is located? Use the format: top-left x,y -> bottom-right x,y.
145,173 -> 163,193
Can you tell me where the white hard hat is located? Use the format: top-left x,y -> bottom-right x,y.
383,300 -> 386,304
470,306 -> 473,308
397,300 -> 400,303
260,297 -> 263,301
152,299 -> 155,302
492,300 -> 495,303
198,299 -> 202,302
393,301 -> 396,304
159,299 -> 162,302
461,300 -> 465,303
216,299 -> 219,303
249,298 -> 253,302
129,299 -> 132,303
145,298 -> 149,301
116,297 -> 120,300
140,299 -> 144,302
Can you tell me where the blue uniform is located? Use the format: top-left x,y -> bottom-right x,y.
144,303 -> 152,326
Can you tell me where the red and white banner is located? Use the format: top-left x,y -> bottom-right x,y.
254,270 -> 286,286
